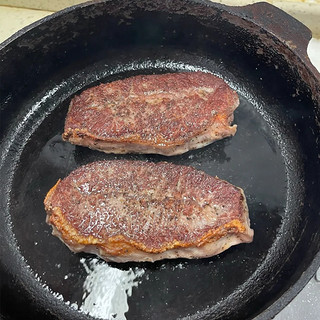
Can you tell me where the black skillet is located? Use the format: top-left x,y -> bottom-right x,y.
1,0 -> 320,319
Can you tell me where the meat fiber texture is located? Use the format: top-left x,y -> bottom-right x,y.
63,72 -> 239,156
44,161 -> 253,263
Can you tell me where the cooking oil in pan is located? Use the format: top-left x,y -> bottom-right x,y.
79,258 -> 144,320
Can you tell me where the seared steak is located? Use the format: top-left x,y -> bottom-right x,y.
63,72 -> 239,156
44,160 -> 253,263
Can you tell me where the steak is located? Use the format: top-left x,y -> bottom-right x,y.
63,72 -> 239,156
44,160 -> 253,263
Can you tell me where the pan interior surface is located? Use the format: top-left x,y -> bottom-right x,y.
7,59 -> 287,320
1,1 -> 320,320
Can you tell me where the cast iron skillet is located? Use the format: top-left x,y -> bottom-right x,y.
1,0 -> 320,319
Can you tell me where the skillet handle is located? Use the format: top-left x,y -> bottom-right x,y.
225,2 -> 314,69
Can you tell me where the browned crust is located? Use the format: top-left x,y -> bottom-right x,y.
44,180 -> 248,257
62,115 -> 235,148
62,72 -> 239,155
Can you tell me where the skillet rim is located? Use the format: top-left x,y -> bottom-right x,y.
0,0 -> 320,319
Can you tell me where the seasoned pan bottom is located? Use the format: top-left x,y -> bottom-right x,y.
6,57 -> 287,320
